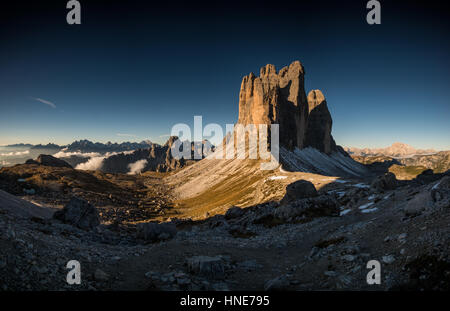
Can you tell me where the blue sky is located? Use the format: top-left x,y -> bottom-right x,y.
0,1 -> 449,149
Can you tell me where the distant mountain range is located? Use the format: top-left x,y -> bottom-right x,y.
344,142 -> 436,158
63,140 -> 153,153
5,140 -> 154,153
11,137 -> 214,174
2,143 -> 34,148
31,143 -> 62,150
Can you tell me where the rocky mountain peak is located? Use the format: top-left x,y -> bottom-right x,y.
259,64 -> 277,77
306,90 -> 326,112
236,60 -> 337,154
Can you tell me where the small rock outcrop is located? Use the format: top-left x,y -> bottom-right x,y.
431,176 -> 450,209
237,61 -> 338,154
26,154 -> 72,168
94,268 -> 110,282
136,222 -> 177,242
186,256 -> 225,279
53,197 -> 100,230
224,206 -> 245,220
275,194 -> 339,221
371,172 -> 398,192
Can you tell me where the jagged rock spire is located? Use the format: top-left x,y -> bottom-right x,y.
237,61 -> 337,154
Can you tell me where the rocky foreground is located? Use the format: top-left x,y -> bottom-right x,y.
0,163 -> 449,291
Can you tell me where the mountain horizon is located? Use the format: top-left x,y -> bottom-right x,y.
344,142 -> 440,157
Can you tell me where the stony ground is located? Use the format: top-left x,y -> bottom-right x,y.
0,163 -> 449,291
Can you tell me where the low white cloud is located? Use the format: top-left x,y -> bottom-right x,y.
33,97 -> 56,108
127,159 -> 148,175
53,150 -> 101,158
0,160 -> 11,166
0,150 -> 30,157
75,155 -> 109,171
74,151 -> 132,171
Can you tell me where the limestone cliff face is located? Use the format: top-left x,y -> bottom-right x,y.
237,61 -> 337,154
304,90 -> 336,154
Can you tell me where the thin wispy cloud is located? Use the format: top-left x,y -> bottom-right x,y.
159,134 -> 171,138
117,133 -> 136,137
33,97 -> 56,108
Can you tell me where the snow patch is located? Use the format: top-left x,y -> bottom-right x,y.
432,180 -> 442,190
334,179 -> 348,184
361,207 -> 378,213
336,191 -> 346,198
340,209 -> 352,216
353,183 -> 369,189
358,202 -> 374,210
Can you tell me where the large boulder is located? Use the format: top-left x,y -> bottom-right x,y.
431,176 -> 450,209
403,191 -> 434,216
186,256 -> 225,279
136,222 -> 177,242
370,172 -> 397,192
281,180 -> 318,204
403,176 -> 450,216
53,197 -> 100,230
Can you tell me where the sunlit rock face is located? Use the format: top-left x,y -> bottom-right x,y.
237,61 -> 337,154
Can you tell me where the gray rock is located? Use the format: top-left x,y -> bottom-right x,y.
53,197 -> 100,230
237,260 -> 263,271
382,255 -> 395,264
264,275 -> 290,291
94,269 -> 109,281
398,233 -> 407,242
431,176 -> 450,208
136,222 -> 177,242
275,194 -> 338,220
371,172 -> 397,192
23,188 -> 35,195
211,282 -> 229,291
225,206 -> 245,220
342,254 -> 356,262
187,256 -> 225,279
324,271 -> 337,277
281,180 -> 318,204
403,191 -> 434,216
